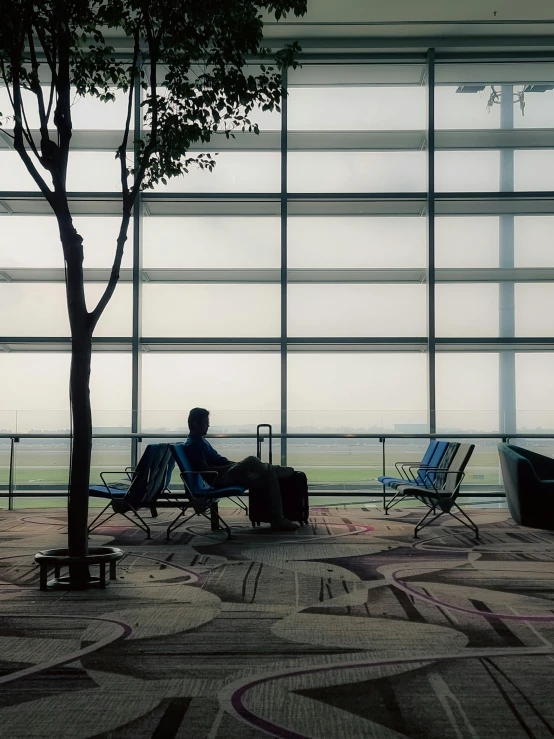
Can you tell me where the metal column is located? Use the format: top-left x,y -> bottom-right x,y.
280,68 -> 288,466
131,73 -> 143,467
426,49 -> 437,434
499,85 -> 516,435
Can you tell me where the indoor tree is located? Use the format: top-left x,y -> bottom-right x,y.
0,0 -> 306,584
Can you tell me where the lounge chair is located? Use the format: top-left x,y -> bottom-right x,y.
381,441 -> 455,513
156,443 -> 247,540
396,443 -> 476,538
88,443 -> 173,538
498,443 -> 554,530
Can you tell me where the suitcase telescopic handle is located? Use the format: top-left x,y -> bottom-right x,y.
256,424 -> 273,465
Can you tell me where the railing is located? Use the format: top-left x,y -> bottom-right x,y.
0,430 -> 549,510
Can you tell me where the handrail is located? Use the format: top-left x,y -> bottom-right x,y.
0,432 -> 552,440
0,430 -> 544,509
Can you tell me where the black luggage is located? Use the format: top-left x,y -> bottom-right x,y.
250,425 -> 310,526
280,471 -> 309,525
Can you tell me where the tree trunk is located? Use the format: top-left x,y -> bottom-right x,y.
60,218 -> 93,585
67,332 -> 93,560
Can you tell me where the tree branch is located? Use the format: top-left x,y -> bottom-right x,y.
11,72 -> 54,204
33,21 -> 58,122
27,28 -> 49,129
118,25 -> 141,205
53,16 -> 72,186
89,211 -> 131,328
128,2 -> 159,204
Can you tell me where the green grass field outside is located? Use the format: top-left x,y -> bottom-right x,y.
0,445 -> 510,487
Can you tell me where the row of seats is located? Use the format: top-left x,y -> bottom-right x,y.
88,440 -> 554,541
378,440 -> 477,538
88,443 -> 246,540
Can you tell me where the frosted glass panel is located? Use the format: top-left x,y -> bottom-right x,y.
435,86 -> 500,129
288,353 -> 428,431
0,217 -> 132,269
516,353 -> 554,432
288,284 -> 426,337
288,87 -> 426,131
288,217 -> 426,268
153,152 -> 280,193
0,86 -> 132,129
0,152 -> 42,191
515,151 -> 554,191
436,284 -> 499,337
435,151 -> 500,192
436,353 -> 499,432
141,353 -> 280,431
436,217 -> 499,268
0,353 -> 131,432
0,150 -> 281,193
288,152 -> 426,193
0,283 -> 132,336
516,284 -> 554,336
435,63 -> 554,129
0,152 -> 128,192
515,216 -> 554,267
143,217 -> 280,268
142,284 -> 280,337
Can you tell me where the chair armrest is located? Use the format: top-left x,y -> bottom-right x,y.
394,461 -> 420,480
97,471 -> 132,494
406,467 -> 465,494
178,470 -> 219,500
124,466 -> 136,481
507,445 -> 554,480
402,463 -> 444,485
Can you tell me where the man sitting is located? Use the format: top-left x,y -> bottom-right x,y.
184,407 -> 298,531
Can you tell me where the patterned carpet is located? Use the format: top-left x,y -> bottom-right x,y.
1,503 -> 554,739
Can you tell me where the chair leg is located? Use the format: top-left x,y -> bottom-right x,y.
201,509 -> 232,540
88,508 -> 119,535
414,506 -> 445,538
88,502 -> 113,533
166,509 -> 195,539
384,489 -> 408,514
119,510 -> 151,538
450,503 -> 480,539
229,496 -> 248,514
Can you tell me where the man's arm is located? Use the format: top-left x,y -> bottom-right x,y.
202,439 -> 235,470
185,437 -> 235,477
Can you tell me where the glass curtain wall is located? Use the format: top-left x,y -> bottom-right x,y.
2,55 -> 554,496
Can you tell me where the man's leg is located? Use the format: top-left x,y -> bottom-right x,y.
217,456 -> 297,529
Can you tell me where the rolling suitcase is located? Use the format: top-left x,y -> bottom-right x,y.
250,425 -> 310,526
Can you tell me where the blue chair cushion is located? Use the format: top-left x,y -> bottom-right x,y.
378,475 -> 426,489
89,484 -> 129,500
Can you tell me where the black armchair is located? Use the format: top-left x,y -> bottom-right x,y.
498,443 -> 554,530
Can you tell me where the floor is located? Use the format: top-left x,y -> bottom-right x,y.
1,503 -> 553,738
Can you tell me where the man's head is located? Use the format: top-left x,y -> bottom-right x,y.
188,407 -> 210,436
